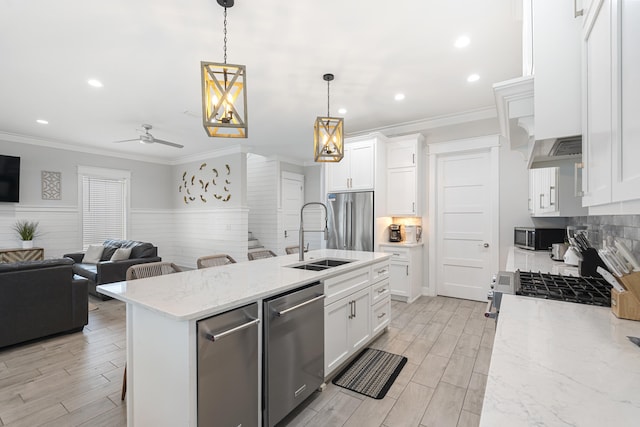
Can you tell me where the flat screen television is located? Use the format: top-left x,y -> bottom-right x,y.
0,155 -> 20,202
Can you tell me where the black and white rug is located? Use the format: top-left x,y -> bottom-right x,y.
332,348 -> 407,399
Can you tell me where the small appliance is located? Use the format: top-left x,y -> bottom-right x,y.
550,243 -> 569,261
389,224 -> 402,242
404,225 -> 417,243
514,227 -> 566,251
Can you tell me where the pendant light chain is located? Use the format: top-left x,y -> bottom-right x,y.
327,79 -> 331,117
223,6 -> 228,64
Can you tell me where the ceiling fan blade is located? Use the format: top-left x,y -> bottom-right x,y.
153,138 -> 184,149
113,138 -> 139,143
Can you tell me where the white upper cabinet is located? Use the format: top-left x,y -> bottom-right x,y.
325,136 -> 381,193
581,0 -> 640,208
529,163 -> 587,217
533,0 -> 583,139
386,134 -> 424,217
612,0 -> 640,201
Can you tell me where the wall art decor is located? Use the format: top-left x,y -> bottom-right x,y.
41,171 -> 62,200
179,162 -> 232,205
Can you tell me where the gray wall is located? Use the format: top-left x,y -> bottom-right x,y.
0,140 -> 172,209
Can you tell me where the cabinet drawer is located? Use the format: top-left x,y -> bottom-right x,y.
381,247 -> 410,261
371,279 -> 390,305
372,297 -> 391,336
324,267 -> 370,306
371,261 -> 390,283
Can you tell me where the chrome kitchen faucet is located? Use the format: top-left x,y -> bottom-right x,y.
299,202 -> 328,261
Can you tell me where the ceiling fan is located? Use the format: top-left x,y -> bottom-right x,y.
113,124 -> 184,148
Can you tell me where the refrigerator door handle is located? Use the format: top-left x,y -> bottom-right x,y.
343,202 -> 349,249
350,200 -> 356,250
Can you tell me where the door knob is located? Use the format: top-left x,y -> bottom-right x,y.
483,243 -> 490,248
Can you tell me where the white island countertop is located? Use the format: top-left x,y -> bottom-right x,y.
480,295 -> 640,427
97,249 -> 391,321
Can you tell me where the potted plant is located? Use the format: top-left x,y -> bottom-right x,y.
12,220 -> 39,249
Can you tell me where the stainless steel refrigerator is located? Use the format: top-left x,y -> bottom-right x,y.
326,191 -> 374,251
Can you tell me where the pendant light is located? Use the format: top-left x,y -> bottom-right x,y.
201,0 -> 248,138
314,73 -> 344,162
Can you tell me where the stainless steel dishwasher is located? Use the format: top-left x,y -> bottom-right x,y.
263,282 -> 325,427
197,302 -> 259,427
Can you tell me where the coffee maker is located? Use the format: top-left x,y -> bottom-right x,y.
389,224 -> 402,242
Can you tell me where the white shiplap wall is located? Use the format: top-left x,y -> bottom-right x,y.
247,155 -> 280,254
0,205 -> 80,257
0,206 -> 247,269
169,208 -> 249,267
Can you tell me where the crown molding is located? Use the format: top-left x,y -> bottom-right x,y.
347,106 -> 497,138
0,132 -> 171,165
169,144 -> 247,165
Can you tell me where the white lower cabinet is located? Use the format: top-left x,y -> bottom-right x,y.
372,295 -> 391,335
379,244 -> 423,303
324,287 -> 371,375
323,261 -> 391,378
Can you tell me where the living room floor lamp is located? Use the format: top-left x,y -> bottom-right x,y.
314,73 -> 344,162
201,0 -> 248,138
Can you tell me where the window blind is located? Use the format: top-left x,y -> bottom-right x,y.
82,175 -> 126,248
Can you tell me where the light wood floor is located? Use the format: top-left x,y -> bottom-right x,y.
0,296 -> 127,427
280,296 -> 495,427
0,295 -> 494,427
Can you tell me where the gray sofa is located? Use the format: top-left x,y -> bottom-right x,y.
0,258 -> 88,348
64,239 -> 161,300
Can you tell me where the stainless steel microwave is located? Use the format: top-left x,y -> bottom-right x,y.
514,227 -> 566,251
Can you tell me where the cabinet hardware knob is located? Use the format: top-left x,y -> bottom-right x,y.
377,312 -> 386,319
483,243 -> 490,248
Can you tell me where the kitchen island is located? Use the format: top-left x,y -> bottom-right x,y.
98,249 -> 391,427
480,295 -> 640,426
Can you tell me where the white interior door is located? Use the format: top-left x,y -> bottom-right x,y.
281,172 -> 304,251
434,146 -> 498,301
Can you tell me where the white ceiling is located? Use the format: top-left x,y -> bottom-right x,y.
0,0 -> 523,163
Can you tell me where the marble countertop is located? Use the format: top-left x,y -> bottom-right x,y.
480,295 -> 640,426
378,242 -> 424,248
506,246 -> 579,276
97,249 -> 391,321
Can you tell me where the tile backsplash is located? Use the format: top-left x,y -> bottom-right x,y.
567,215 -> 640,259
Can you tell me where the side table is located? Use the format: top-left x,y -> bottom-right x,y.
0,247 -> 45,263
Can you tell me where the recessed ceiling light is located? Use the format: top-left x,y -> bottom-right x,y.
455,36 -> 471,48
467,74 -> 480,82
36,119 -> 49,125
338,108 -> 347,115
88,79 -> 103,88
394,93 -> 405,101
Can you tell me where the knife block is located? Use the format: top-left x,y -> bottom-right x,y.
579,248 -> 608,278
611,271 -> 640,321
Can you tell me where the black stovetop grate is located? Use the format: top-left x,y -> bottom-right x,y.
516,271 -> 611,307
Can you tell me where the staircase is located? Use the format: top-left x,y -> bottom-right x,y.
248,231 -> 264,252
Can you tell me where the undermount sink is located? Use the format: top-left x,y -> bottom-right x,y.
287,258 -> 354,271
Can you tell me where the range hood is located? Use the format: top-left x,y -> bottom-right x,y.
527,135 -> 582,169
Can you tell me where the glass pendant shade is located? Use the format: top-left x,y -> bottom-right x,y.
201,61 -> 248,138
314,116 -> 344,162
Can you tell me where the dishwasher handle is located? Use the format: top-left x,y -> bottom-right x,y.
205,318 -> 260,342
276,294 -> 325,317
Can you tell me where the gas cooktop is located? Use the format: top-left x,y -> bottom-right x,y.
516,271 -> 611,307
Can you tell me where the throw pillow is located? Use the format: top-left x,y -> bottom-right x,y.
110,247 -> 132,261
82,244 -> 105,264
100,240 -> 123,261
